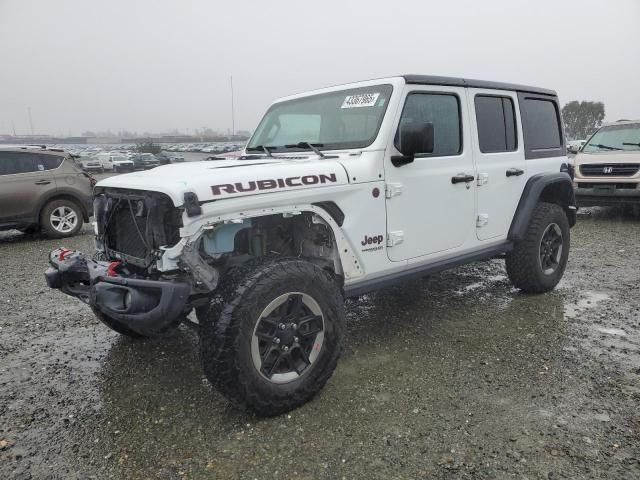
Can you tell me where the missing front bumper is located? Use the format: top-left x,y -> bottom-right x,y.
45,248 -> 190,336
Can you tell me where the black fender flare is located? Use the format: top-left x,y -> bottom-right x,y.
508,172 -> 576,242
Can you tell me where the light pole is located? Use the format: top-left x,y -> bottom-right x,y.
230,76 -> 235,137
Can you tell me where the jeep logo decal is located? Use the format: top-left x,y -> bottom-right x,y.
211,173 -> 337,196
361,234 -> 385,253
361,234 -> 384,246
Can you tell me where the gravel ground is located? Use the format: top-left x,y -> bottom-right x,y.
1,208 -> 639,479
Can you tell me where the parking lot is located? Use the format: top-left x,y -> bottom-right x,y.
1,207 -> 638,479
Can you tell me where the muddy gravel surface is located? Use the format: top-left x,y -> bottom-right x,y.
1,208 -> 639,479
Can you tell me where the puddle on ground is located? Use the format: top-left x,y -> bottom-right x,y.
564,291 -> 610,319
595,327 -> 627,336
456,274 -> 508,293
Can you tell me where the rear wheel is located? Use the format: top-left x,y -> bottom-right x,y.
200,258 -> 344,416
40,199 -> 83,238
506,202 -> 570,293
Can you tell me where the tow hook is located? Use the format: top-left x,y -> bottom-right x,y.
106,261 -> 121,277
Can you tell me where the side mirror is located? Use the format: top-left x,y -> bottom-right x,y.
392,122 -> 434,167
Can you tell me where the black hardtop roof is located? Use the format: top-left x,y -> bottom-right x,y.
402,74 -> 556,96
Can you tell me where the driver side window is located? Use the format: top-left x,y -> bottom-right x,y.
395,93 -> 462,157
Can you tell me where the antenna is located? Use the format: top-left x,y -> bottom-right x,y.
230,75 -> 235,137
27,107 -> 35,135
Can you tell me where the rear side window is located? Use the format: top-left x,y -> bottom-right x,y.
33,153 -> 64,171
518,93 -> 564,159
475,95 -> 517,153
0,152 -> 37,175
395,93 -> 461,157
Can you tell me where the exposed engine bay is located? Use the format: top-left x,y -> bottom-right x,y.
93,188 -> 341,294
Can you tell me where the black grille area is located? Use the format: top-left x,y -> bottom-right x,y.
579,164 -> 639,177
99,191 -> 182,265
107,206 -> 150,259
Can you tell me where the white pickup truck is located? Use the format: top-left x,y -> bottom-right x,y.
45,75 -> 576,415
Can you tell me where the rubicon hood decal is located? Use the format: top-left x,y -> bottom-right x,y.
212,173 -> 338,196
95,159 -> 349,206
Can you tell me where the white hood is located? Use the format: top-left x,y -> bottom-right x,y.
96,158 -> 350,206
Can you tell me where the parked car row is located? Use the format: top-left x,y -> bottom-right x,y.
74,151 -> 188,173
164,142 -> 245,153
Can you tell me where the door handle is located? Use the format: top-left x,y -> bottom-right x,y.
506,168 -> 524,177
451,173 -> 475,184
34,180 -> 51,185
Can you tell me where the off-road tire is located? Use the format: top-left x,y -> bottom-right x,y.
40,199 -> 84,238
506,202 -> 570,293
199,257 -> 344,416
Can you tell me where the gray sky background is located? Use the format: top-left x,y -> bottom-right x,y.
1,0 -> 639,136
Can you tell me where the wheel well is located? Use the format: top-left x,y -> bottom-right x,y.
539,181 -> 576,227
39,194 -> 88,222
509,174 -> 577,241
200,212 -> 344,279
539,181 -> 572,207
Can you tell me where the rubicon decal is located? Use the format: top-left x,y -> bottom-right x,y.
211,173 -> 338,196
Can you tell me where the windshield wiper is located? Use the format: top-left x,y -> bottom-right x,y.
622,142 -> 640,147
284,142 -> 325,158
589,143 -> 623,151
245,145 -> 275,157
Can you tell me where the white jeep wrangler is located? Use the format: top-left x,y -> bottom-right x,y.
45,75 -> 576,415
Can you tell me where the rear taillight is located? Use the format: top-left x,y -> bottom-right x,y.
82,171 -> 97,186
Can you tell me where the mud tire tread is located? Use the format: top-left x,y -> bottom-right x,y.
506,202 -> 570,294
199,257 -> 344,416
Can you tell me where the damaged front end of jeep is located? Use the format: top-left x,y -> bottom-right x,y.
44,189 -> 195,336
45,188 -> 343,336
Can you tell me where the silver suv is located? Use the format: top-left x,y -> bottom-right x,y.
0,147 -> 94,237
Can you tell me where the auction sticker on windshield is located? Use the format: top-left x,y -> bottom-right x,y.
341,92 -> 380,108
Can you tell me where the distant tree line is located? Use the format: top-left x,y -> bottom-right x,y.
561,101 -> 605,140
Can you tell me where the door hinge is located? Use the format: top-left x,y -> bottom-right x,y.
477,173 -> 489,186
387,231 -> 404,247
385,183 -> 403,198
476,214 -> 489,227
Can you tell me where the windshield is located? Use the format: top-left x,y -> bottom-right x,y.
583,123 -> 640,153
247,84 -> 393,152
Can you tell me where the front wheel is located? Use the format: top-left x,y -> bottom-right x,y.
506,202 -> 570,293
200,258 -> 344,416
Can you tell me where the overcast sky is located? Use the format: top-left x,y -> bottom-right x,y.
1,0 -> 639,136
